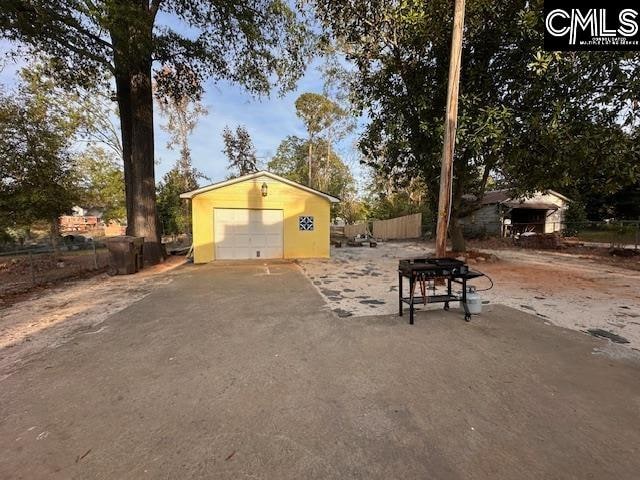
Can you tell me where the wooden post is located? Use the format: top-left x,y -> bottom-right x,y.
435,0 -> 466,258
28,250 -> 35,286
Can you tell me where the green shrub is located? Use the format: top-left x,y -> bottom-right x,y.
564,201 -> 588,236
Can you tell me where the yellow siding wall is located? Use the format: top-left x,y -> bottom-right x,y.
191,175 -> 331,263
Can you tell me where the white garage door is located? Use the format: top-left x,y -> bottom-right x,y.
214,209 -> 283,260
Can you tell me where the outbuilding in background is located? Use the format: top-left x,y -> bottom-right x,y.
180,171 -> 340,263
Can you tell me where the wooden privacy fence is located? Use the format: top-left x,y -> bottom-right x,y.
373,213 -> 422,240
344,222 -> 369,238
344,213 -> 422,241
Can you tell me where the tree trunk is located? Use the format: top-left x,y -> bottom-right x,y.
184,198 -> 192,239
50,216 -> 60,257
450,165 -> 467,252
450,216 -> 466,252
325,138 -> 331,191
112,47 -> 164,265
308,140 -> 313,188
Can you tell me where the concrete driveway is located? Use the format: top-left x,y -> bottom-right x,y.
1,262 -> 639,479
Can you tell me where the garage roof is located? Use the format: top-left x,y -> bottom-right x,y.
180,170 -> 341,202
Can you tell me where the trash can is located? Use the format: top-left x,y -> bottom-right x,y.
105,236 -> 144,275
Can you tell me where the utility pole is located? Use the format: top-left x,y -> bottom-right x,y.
435,0 -> 466,257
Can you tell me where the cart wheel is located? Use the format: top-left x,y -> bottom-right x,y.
444,303 -> 449,311
107,265 -> 118,276
464,314 -> 471,322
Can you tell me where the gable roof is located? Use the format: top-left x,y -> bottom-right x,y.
480,189 -> 511,205
480,189 -> 570,205
546,189 -> 571,202
179,170 -> 341,203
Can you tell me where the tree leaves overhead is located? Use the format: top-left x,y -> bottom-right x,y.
1,0 -> 313,100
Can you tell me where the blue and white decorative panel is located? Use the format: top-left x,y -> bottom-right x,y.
299,216 -> 314,231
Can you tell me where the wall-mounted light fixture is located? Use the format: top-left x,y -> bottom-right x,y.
261,182 -> 268,197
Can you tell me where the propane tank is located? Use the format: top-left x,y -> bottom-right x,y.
463,286 -> 482,315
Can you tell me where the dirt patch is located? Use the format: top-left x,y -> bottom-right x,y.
0,256 -> 185,379
469,239 -> 640,271
447,249 -> 500,263
300,241 -> 640,349
0,250 -> 110,298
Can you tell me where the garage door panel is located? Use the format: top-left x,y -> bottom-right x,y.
264,235 -> 282,247
214,209 -> 283,260
233,236 -> 251,248
258,248 -> 279,259
261,210 -> 282,224
214,211 -> 232,239
262,222 -> 282,234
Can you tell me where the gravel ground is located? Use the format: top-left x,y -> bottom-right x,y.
299,242 -> 640,349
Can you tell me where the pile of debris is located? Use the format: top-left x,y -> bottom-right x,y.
448,249 -> 500,264
333,233 -> 377,248
516,233 -> 584,249
609,248 -> 639,258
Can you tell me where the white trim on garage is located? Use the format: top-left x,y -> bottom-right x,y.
180,171 -> 340,203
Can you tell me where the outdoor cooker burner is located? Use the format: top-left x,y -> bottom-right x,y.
398,257 -> 484,324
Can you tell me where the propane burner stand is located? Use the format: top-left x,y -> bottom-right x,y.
398,257 -> 484,324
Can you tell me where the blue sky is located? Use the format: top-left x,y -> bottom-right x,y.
0,32 -> 367,190
154,58 -> 366,187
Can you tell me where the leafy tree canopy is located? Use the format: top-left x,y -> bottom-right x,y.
295,92 -> 347,140
363,171 -> 430,223
314,0 -> 640,247
1,0 -> 312,99
157,166 -> 198,236
223,125 -> 259,178
76,146 -> 126,223
0,68 -> 80,237
293,92 -> 353,189
268,135 -> 355,219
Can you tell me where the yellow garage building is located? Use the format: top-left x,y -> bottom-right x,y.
180,171 -> 340,263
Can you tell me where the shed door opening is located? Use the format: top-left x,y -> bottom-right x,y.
214,209 -> 283,260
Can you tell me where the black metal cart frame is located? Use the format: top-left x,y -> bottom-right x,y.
398,269 -> 483,324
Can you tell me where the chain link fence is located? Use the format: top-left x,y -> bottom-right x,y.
450,220 -> 640,249
0,239 -> 110,296
337,218 -> 640,250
